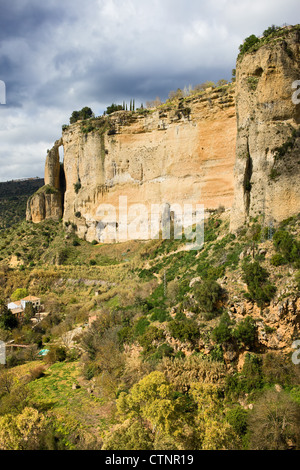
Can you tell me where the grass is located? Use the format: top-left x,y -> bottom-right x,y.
27,361 -> 111,443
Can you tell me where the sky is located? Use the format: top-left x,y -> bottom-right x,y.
0,0 -> 299,182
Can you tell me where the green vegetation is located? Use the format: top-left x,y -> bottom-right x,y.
273,128 -> 300,161
69,107 -> 94,124
0,210 -> 299,450
238,24 -> 300,59
242,261 -> 276,307
0,178 -> 44,230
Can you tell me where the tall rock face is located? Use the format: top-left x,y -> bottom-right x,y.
44,138 -> 62,190
230,26 -> 300,232
61,88 -> 236,242
26,139 -> 63,223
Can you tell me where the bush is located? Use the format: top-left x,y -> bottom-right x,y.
193,280 -> 223,318
74,182 -> 81,194
134,317 -> 150,337
167,318 -> 200,344
29,365 -> 46,381
226,406 -> 248,436
242,261 -> 276,307
106,103 -> 124,115
138,326 -> 165,354
150,308 -> 170,323
70,107 -> 93,124
263,25 -> 279,37
233,316 -> 257,348
212,312 -> 235,344
273,230 -> 300,266
270,253 -> 286,266
44,345 -> 67,364
239,34 -> 260,55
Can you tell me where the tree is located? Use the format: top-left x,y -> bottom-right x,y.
193,280 -> 223,318
102,419 -> 154,450
190,383 -> 240,450
263,25 -> 279,38
69,107 -> 94,124
0,301 -> 18,330
23,303 -> 35,325
248,389 -> 300,450
0,407 -> 47,450
212,312 -> 234,344
233,316 -> 257,348
242,261 -> 276,307
11,288 -> 28,301
106,103 -> 123,115
216,79 -> 228,87
239,34 -> 260,55
117,371 -> 182,436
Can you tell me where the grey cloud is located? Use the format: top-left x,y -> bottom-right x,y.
0,0 -> 299,181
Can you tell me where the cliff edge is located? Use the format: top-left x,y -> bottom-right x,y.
230,25 -> 300,232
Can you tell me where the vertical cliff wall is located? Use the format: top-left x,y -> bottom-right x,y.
26,139 -> 63,223
61,87 -> 236,242
230,26 -> 300,232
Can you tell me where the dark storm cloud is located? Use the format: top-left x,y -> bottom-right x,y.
0,0 -> 299,181
0,1 -> 67,40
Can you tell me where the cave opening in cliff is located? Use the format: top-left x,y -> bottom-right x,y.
243,141 -> 253,216
59,145 -> 66,213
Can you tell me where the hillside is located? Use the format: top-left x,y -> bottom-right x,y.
0,211 -> 299,450
1,23 -> 300,453
0,178 -> 44,230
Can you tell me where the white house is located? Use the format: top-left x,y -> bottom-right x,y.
20,296 -> 41,310
7,300 -> 22,310
7,296 -> 41,314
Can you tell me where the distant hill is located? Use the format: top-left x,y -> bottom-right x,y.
0,177 -> 44,230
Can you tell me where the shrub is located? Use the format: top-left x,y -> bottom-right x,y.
270,253 -> 286,266
44,345 -> 67,364
263,25 -> 279,37
74,182 -> 81,194
150,308 -> 170,323
242,261 -> 276,307
160,355 -> 226,393
138,326 -> 165,354
239,34 -> 260,55
212,312 -> 235,344
167,318 -> 200,344
233,317 -> 257,349
70,107 -> 93,124
273,230 -> 300,266
193,280 -> 223,318
29,365 -> 46,381
134,317 -> 150,337
226,406 -> 248,436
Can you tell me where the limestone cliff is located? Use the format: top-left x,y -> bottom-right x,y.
26,139 -> 63,223
26,184 -> 63,223
56,86 -> 236,242
230,25 -> 300,232
26,25 -> 300,240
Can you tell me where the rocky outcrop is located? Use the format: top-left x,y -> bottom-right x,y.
26,139 -> 64,223
26,185 -> 63,223
230,26 -> 300,232
45,138 -> 62,189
